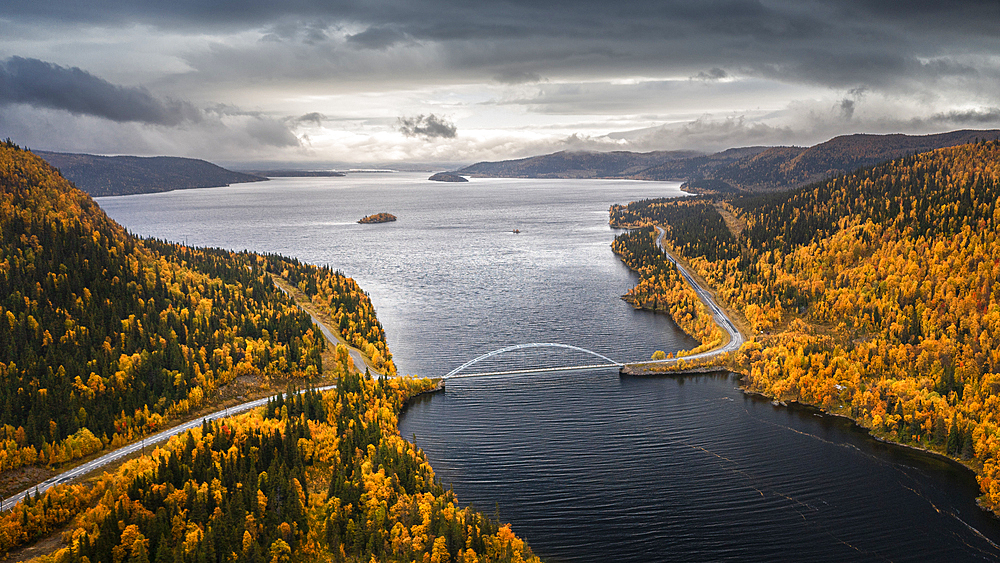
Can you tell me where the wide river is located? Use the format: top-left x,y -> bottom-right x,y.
98,173 -> 1000,562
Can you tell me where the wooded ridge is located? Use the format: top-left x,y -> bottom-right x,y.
35,151 -> 265,197
0,139 -> 537,562
459,129 -> 1000,193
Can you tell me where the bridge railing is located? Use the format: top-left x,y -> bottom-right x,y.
443,343 -> 623,379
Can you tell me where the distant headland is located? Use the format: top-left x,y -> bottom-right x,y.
35,150 -> 266,197
241,170 -> 346,177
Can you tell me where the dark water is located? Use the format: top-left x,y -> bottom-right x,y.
402,372 -> 1000,562
97,175 -> 1000,562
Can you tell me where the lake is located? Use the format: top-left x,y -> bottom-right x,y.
98,173 -> 1000,562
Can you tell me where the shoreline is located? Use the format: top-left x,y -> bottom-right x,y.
627,363 -> 994,517
612,224 -> 748,375
738,382 -> 989,487
402,378 -> 446,403
624,222 -> 997,516
619,364 -> 731,376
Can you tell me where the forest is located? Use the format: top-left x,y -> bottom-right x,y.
610,228 -> 723,353
611,140 -> 1000,513
0,139 -> 539,561
2,364 -> 540,563
0,141 -> 391,472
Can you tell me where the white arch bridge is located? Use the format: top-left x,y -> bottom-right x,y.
443,343 -> 624,379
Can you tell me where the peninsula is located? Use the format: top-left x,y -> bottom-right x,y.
35,150 -> 266,196
0,141 -> 538,563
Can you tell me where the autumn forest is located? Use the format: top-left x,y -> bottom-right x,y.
611,140 -> 1000,512
0,141 -> 537,562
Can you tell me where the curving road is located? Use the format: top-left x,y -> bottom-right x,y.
1,384 -> 336,512
272,279 -> 381,376
634,226 -> 745,367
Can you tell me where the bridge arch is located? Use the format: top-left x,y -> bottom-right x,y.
443,343 -> 622,379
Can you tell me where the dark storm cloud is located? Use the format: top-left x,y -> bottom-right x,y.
839,99 -> 855,121
0,57 -> 199,125
919,108 -> 1000,126
397,114 -> 457,138
694,68 -> 728,81
346,26 -> 411,49
6,0 -> 997,92
493,70 -> 543,85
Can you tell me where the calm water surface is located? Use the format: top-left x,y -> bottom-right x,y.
98,174 -> 1000,562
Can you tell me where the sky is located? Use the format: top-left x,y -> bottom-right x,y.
1,0 -> 998,166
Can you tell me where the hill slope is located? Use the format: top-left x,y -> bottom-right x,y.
35,150 -> 266,197
0,141 -> 541,563
613,140 -> 1000,512
458,149 -> 702,178
0,142 -> 390,471
709,129 -> 1000,191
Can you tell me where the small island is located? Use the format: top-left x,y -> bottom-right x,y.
358,212 -> 397,224
429,172 -> 469,182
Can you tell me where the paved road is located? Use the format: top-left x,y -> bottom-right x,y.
272,281 -> 381,376
634,226 -> 745,367
1,385 -> 337,512
305,309 -> 376,376
3,278 -> 392,512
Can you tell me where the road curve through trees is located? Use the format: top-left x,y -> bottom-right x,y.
635,226 -> 745,367
272,279 -> 381,376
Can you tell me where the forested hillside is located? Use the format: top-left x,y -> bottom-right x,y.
0,140 -> 539,563
708,129 -> 1000,191
0,141 -> 389,472
611,227 -> 723,353
35,151 -> 265,197
612,140 -> 1000,512
1,371 -> 541,563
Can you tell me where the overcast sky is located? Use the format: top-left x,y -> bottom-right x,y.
1,0 -> 998,165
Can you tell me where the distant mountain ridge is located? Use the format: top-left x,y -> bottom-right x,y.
458,149 -> 703,179
35,150 -> 266,197
457,129 -> 1000,193
700,130 -> 1000,191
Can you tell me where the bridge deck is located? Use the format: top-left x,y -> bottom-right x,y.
447,363 -> 620,378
